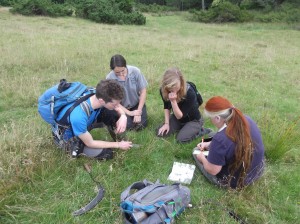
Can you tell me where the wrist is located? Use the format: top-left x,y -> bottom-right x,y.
197,153 -> 203,162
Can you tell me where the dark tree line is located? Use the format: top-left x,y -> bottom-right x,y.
0,0 -> 295,10
135,0 -> 290,10
1,0 -> 299,23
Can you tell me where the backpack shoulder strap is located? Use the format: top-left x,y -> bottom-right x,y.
57,92 -> 94,126
80,101 -> 91,118
121,179 -> 155,201
187,81 -> 203,106
187,81 -> 194,93
186,81 -> 193,89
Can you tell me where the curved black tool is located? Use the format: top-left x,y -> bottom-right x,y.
72,185 -> 105,216
72,164 -> 105,216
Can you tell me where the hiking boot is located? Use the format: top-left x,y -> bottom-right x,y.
52,132 -> 64,149
95,149 -> 113,160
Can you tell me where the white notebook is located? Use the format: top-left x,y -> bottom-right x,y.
167,162 -> 196,184
193,149 -> 209,156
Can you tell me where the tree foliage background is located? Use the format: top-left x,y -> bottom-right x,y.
4,0 -> 146,25
1,0 -> 299,24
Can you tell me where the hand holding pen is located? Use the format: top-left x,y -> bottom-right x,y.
197,138 -> 210,151
196,138 -> 204,151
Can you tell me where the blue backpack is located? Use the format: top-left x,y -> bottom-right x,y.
38,79 -> 95,126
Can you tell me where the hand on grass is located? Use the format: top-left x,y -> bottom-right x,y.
158,123 -> 169,136
118,141 -> 132,150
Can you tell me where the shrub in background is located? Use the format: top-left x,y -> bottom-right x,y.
284,8 -> 300,23
0,0 -> 19,6
190,1 -> 252,23
10,0 -> 73,17
124,11 -> 146,24
74,0 -> 146,25
246,0 -> 277,9
188,0 -> 299,23
118,0 -> 133,13
0,0 -> 24,6
136,3 -> 177,13
250,1 -> 300,22
8,0 -> 145,25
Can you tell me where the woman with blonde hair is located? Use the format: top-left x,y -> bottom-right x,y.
157,67 -> 211,143
193,96 -> 265,189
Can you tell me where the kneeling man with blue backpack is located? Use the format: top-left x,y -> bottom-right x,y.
38,79 -> 133,160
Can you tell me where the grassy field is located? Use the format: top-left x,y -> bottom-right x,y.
1,8 -> 300,223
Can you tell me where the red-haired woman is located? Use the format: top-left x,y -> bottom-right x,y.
157,67 -> 211,143
193,96 -> 265,189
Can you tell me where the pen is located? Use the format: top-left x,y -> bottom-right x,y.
132,144 -> 141,148
201,138 -> 204,151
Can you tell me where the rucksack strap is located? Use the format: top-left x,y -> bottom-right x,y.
120,201 -> 159,214
120,179 -> 158,201
80,101 -> 91,117
57,92 -> 94,126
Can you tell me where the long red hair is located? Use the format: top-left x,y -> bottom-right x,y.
205,96 -> 253,188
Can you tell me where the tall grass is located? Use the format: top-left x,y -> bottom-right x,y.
0,8 -> 300,223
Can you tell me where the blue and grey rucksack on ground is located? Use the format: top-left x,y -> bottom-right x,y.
120,179 -> 191,224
